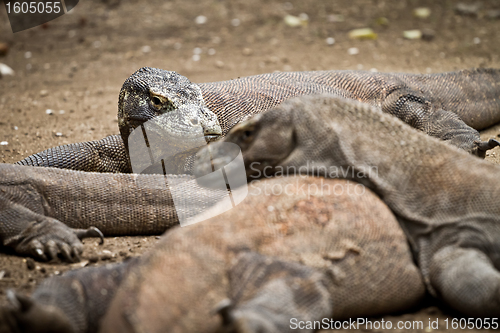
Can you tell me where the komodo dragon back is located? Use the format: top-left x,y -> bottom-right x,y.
98,177 -> 424,333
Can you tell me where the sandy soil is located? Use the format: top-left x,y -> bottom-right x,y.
1,0 -> 500,331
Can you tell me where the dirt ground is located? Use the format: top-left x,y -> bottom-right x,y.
1,0 -> 500,331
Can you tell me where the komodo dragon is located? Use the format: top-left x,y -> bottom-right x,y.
0,177 -> 425,333
16,67 -> 500,174
2,67 -> 500,260
193,95 -> 500,317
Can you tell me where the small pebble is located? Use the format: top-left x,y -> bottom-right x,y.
0,141 -> 7,145
215,60 -> 224,68
403,29 -> 422,40
0,63 -> 14,76
195,15 -> 207,25
13,126 -> 18,130
473,37 -> 481,44
101,250 -> 114,260
413,7 -> 431,19
422,28 -> 436,41
26,258 -> 35,270
327,14 -> 344,23
267,205 -> 275,212
24,51 -> 32,59
0,43 -> 9,56
70,260 -> 89,268
375,17 -> 389,26
208,48 -> 216,56
348,47 -> 359,55
242,48 -> 253,56
55,132 -> 63,137
455,2 -> 481,16
326,37 -> 335,45
59,110 -> 65,114
348,28 -> 377,40
46,109 -> 54,115
93,40 -> 101,48
192,54 -> 201,62
40,90 -> 49,97
141,45 -> 151,53
193,47 -> 202,55
284,15 -> 307,27
231,18 -> 241,27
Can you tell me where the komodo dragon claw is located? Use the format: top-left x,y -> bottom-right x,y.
4,217 -> 97,263
477,138 -> 500,152
0,290 -> 75,333
75,226 -> 104,245
473,138 -> 500,158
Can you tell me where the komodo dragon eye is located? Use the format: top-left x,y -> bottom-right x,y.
240,129 -> 255,143
152,97 -> 162,106
149,93 -> 174,112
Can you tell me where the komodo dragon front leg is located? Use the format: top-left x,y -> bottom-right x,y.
194,94 -> 500,316
15,68 -> 500,174
0,177 -> 424,333
0,101 -> 223,261
0,162 -> 233,261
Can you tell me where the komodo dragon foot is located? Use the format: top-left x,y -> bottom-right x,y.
215,252 -> 332,333
1,193 -> 103,262
0,260 -> 132,333
0,291 -> 74,333
4,216 -> 103,262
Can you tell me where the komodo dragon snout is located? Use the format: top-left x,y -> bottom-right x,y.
194,109 -> 296,180
118,67 -> 222,151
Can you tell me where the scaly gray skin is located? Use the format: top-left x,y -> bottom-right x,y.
0,259 -> 138,333
0,177 -> 425,333
3,67 -> 500,261
0,163 -> 232,261
193,95 -> 500,317
16,67 -> 500,173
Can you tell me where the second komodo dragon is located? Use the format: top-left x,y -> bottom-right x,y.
194,94 -> 500,317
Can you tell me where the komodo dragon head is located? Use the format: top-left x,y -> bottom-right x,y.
118,67 -> 222,152
193,103 -> 296,181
